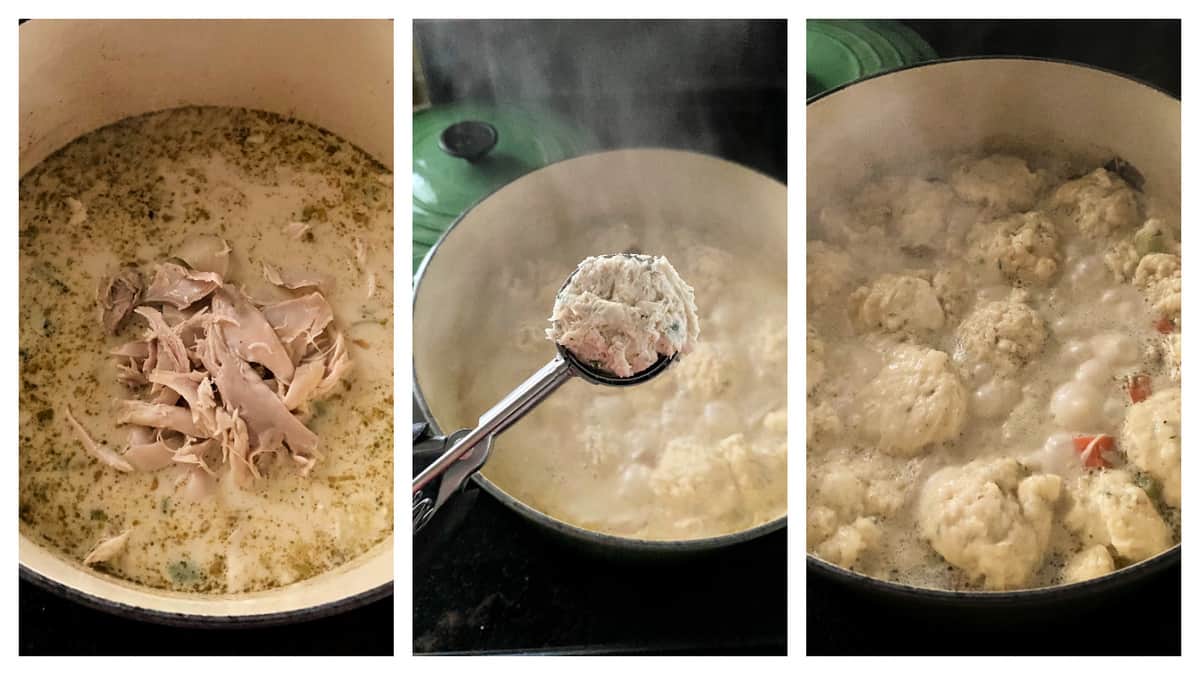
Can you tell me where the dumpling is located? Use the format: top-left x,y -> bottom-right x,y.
722,433 -> 786,524
950,154 -> 1044,214
858,343 -> 968,456
954,291 -> 1047,377
967,211 -> 1061,286
917,457 -> 1061,589
649,437 -> 742,534
1133,253 -> 1181,320
1062,545 -> 1116,584
1120,387 -> 1181,508
674,342 -> 733,397
808,449 -> 914,569
1050,168 -> 1141,239
848,274 -> 945,336
1063,469 -> 1172,562
807,240 -> 855,308
807,401 -> 842,448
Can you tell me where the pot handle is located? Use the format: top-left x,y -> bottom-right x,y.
438,120 -> 499,163
413,424 -> 481,566
412,424 -> 487,536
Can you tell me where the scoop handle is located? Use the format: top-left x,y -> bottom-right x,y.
412,354 -> 573,498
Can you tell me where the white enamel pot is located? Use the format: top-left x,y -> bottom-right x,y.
413,148 -> 787,558
19,19 -> 394,627
807,57 -> 1180,604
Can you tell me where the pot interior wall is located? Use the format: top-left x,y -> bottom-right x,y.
807,59 -> 1180,227
18,18 -> 394,619
19,19 -> 394,173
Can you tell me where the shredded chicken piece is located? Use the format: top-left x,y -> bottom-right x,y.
83,529 -> 132,566
95,243 -> 351,491
262,262 -> 332,293
142,262 -> 223,309
366,271 -> 377,300
97,267 -> 143,334
312,330 -> 353,399
284,221 -> 310,240
262,293 -> 336,365
211,287 -> 295,381
64,405 -> 133,472
123,432 -> 180,472
284,360 -> 326,410
118,400 -> 205,437
134,307 -> 190,375
174,235 -> 232,277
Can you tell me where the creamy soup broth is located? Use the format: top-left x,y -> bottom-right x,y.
807,151 -> 1180,590
454,222 -> 787,540
19,107 -> 394,593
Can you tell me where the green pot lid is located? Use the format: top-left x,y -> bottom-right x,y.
807,20 -> 936,98
412,102 -> 595,274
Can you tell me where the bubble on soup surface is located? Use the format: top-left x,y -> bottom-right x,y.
973,378 -> 1021,419
1090,332 -> 1139,366
1051,316 -> 1076,336
617,463 -> 654,502
969,360 -> 994,384
702,401 -> 740,437
1074,359 -> 1112,385
1062,340 -> 1092,364
1035,432 -> 1079,475
1050,380 -> 1103,429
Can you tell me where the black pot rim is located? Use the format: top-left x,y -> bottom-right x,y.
412,147 -> 788,552
19,562 -> 393,629
806,53 -> 1181,599
806,54 -> 1180,105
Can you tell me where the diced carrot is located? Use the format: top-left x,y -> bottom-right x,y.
1127,374 -> 1152,404
1073,435 -> 1116,469
1154,317 -> 1175,334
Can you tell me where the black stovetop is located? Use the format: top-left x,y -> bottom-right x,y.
413,19 -> 787,655
414,490 -> 786,655
807,18 -> 1181,656
19,577 -> 392,656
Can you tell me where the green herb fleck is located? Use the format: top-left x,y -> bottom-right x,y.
167,559 -> 204,584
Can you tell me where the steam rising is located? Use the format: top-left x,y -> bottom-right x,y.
413,19 -> 786,162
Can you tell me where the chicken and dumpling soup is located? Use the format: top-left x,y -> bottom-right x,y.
460,223 -> 786,540
807,152 -> 1180,590
19,107 -> 394,593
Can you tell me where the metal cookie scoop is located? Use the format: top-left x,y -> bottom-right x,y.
412,255 -> 677,535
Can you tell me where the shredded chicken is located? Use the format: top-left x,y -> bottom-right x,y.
90,243 -> 352,490
262,262 -> 331,293
142,262 -> 223,309
284,221 -> 311,240
83,529 -> 132,566
97,267 -> 144,334
64,405 -> 134,472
